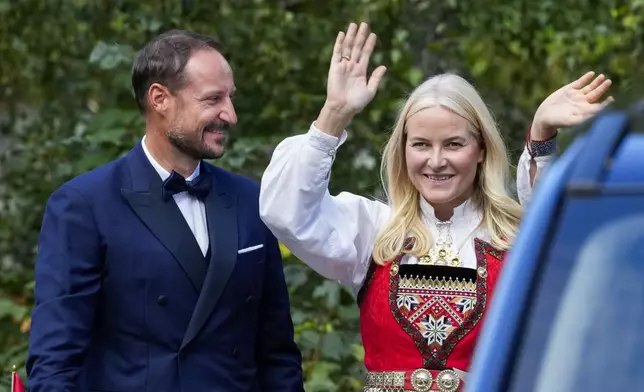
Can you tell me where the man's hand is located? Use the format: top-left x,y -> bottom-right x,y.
531,71 -> 614,140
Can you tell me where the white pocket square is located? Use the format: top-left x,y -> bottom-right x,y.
237,244 -> 264,254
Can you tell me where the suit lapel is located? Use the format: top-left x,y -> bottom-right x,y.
120,142 -> 207,293
182,166 -> 238,349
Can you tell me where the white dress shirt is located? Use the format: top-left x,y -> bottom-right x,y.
259,123 -> 553,295
141,136 -> 209,256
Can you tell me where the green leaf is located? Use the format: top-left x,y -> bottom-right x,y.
89,41 -> 134,70
312,280 -> 341,308
406,67 -> 424,86
0,298 -> 27,321
298,330 -> 321,351
0,0 -> 11,13
283,264 -> 308,289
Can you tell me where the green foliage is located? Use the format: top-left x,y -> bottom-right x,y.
1,0 -> 642,390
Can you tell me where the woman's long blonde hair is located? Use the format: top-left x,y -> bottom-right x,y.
372,73 -> 523,265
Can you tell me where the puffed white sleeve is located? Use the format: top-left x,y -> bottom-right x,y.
259,124 -> 389,292
259,123 -> 390,294
516,136 -> 557,206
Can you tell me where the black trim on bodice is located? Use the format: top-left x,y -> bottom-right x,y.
399,264 -> 477,282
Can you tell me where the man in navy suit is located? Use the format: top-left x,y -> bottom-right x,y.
26,29 -> 304,392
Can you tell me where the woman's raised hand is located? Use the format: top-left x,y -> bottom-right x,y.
531,72 -> 614,140
316,22 -> 387,136
325,22 -> 387,115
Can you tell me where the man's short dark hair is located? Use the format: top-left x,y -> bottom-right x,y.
131,29 -> 224,113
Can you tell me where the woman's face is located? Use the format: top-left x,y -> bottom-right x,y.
405,106 -> 484,217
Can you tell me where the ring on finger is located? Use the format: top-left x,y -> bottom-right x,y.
341,55 -> 351,61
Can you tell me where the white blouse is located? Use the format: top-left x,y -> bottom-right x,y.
259,123 -> 553,295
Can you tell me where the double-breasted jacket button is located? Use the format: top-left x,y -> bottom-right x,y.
157,295 -> 169,307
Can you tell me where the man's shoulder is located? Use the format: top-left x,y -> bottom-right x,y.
205,163 -> 260,196
52,156 -> 126,200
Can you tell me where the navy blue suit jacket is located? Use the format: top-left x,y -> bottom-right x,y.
26,142 -> 304,392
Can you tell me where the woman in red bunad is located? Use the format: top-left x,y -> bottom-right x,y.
259,23 -> 613,392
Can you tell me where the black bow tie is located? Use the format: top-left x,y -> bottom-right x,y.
162,169 -> 212,201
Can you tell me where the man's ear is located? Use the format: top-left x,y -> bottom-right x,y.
148,83 -> 172,115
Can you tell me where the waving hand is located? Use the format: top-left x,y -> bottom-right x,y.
532,72 -> 614,140
325,23 -> 387,115
316,23 -> 387,136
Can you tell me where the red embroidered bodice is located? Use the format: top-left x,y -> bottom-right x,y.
358,238 -> 505,373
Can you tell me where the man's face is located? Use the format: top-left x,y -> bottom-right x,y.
163,49 -> 237,160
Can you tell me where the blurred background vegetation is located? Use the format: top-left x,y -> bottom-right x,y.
1,0 -> 643,390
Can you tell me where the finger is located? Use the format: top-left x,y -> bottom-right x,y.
569,71 -> 595,89
350,23 -> 370,64
358,33 -> 378,72
367,65 -> 387,94
581,74 -> 605,94
342,23 -> 358,60
600,96 -> 615,109
581,95 -> 615,118
585,79 -> 612,103
332,31 -> 345,63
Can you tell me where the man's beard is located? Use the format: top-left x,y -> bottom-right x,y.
167,122 -> 229,160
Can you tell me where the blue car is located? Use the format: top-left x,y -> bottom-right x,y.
467,102 -> 644,392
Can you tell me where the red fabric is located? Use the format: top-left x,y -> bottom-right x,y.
359,246 -> 504,373
360,260 -> 424,372
12,370 -> 25,392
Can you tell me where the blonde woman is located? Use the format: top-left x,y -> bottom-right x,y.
259,23 -> 613,391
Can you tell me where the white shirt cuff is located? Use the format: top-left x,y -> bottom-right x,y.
308,122 -> 348,154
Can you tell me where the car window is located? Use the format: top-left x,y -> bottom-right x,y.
507,194 -> 644,392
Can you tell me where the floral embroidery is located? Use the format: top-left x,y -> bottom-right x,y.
454,297 -> 475,314
397,294 -> 421,313
418,315 -> 451,345
387,237 -> 502,369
